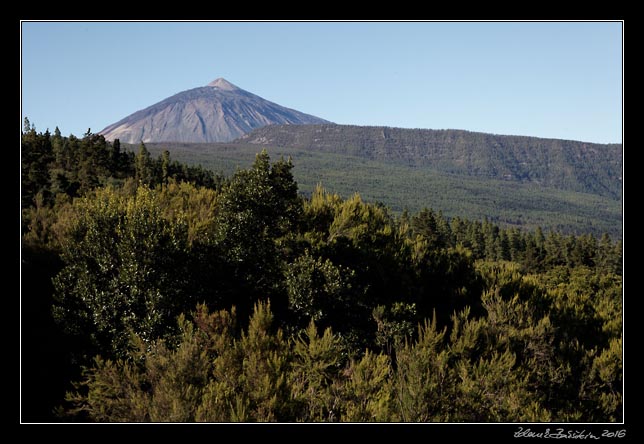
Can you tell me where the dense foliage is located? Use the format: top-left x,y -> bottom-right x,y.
21,124 -> 622,423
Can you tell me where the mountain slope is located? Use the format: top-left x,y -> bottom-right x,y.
100,78 -> 329,143
136,141 -> 622,238
238,124 -> 622,199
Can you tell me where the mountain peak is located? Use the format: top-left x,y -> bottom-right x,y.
207,77 -> 239,91
100,77 -> 329,143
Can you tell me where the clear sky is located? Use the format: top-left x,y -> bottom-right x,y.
21,21 -> 622,144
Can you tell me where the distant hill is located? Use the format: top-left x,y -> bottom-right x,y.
238,124 -> 622,199
136,140 -> 622,239
121,122 -> 622,238
100,78 -> 329,143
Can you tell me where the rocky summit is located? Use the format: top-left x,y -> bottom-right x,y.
100,78 -> 329,143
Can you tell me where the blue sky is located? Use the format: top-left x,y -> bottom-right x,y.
21,21 -> 622,144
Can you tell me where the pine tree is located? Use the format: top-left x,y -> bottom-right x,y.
340,350 -> 393,421
289,320 -> 343,421
135,142 -> 153,186
22,125 -> 53,207
597,233 -> 622,275
394,313 -> 450,421
160,150 -> 170,186
110,138 -> 122,173
411,208 -> 441,248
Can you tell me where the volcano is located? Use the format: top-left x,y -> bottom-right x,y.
100,77 -> 329,143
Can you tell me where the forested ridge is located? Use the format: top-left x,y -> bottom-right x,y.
21,121 -> 622,422
239,124 -> 622,199
139,140 -> 622,239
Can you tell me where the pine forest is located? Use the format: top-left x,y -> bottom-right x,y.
21,121 -> 622,423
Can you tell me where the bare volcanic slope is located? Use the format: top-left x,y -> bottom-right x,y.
100,78 -> 329,143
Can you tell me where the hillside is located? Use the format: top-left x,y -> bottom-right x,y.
21,127 -> 623,422
138,141 -> 623,238
100,78 -> 329,143
238,124 -> 622,199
